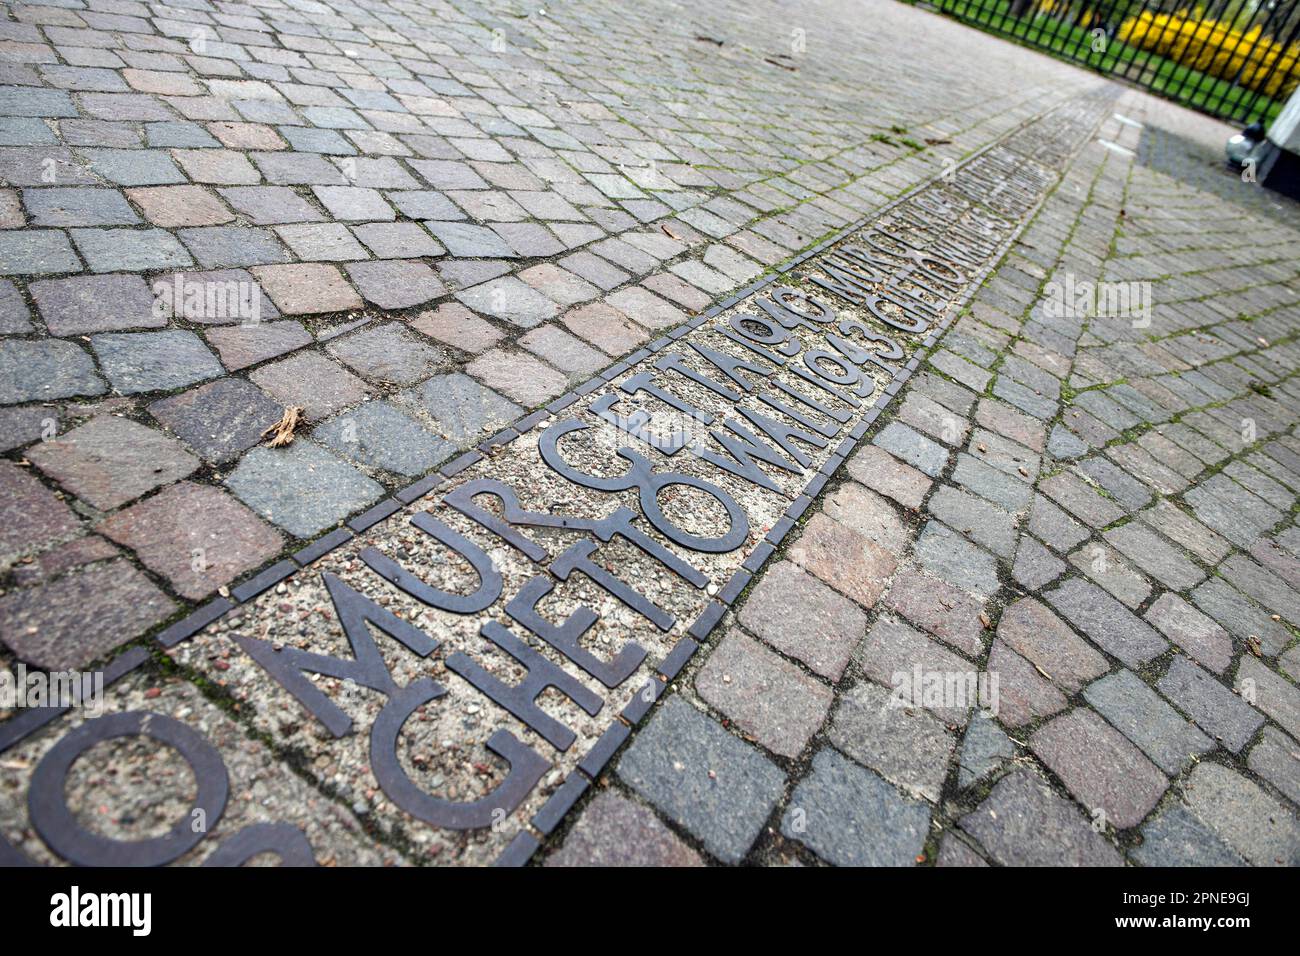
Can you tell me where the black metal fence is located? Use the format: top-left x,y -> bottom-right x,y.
923,0 -> 1300,124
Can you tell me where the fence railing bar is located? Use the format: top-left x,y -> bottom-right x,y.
1228,2 -> 1295,121
988,0 -> 1023,40
1235,11 -> 1300,122
1041,0 -> 1079,58
1180,0 -> 1237,117
1028,0 -> 1058,49
1127,1 -> 1184,91
1191,2 -> 1266,119
1092,0 -> 1128,75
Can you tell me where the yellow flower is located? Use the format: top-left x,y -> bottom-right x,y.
1116,10 -> 1300,99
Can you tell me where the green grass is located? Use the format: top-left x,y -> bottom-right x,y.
930,2 -> 1288,124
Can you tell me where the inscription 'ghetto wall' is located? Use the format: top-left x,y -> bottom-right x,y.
0,94 -> 1110,868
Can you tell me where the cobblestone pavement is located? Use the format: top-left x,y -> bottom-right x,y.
2,0 -> 1299,868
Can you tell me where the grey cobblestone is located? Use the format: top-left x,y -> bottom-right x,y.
226,441 -> 383,538
1067,541 -> 1152,608
1235,657 -> 1300,743
0,230 -> 82,275
1103,521 -> 1205,591
928,485 -> 1018,558
1248,727 -> 1300,806
91,330 -> 224,394
1046,577 -> 1168,668
913,520 -> 1001,597
618,697 -> 784,865
828,681 -> 957,803
1181,762 -> 1300,865
953,453 -> 1033,513
1083,670 -> 1212,775
1012,536 -> 1067,590
695,628 -> 832,759
0,338 -> 105,403
856,616 -> 976,727
1158,656 -> 1264,754
402,372 -> 521,443
782,748 -> 930,867
546,792 -> 703,867
957,716 -> 1016,789
873,421 -> 949,478
148,376 -> 284,464
314,400 -> 454,477
1132,805 -> 1245,867
959,770 -> 1122,866
739,560 -> 867,681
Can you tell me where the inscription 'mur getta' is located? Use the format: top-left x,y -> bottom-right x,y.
173,143 -> 1043,863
